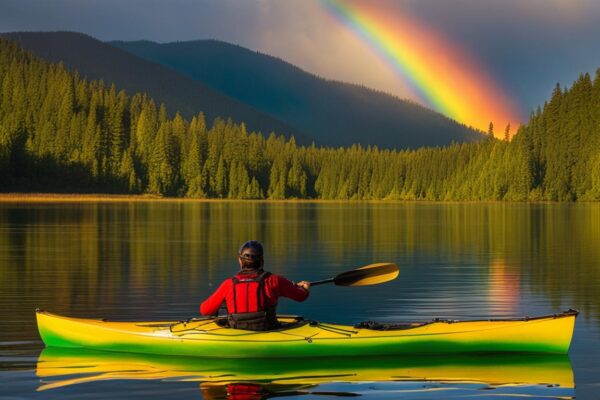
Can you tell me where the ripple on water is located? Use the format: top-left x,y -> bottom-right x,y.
0,201 -> 598,398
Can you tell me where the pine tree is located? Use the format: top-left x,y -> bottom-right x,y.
287,153 -> 307,198
268,156 -> 288,199
504,124 -> 511,142
246,177 -> 263,199
54,75 -> 75,158
182,125 -> 205,197
148,122 -> 177,195
108,90 -> 128,171
487,122 -> 495,139
228,160 -> 240,198
119,149 -> 139,192
214,156 -> 227,198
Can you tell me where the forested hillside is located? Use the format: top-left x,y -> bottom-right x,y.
516,77 -> 600,201
0,32 -> 301,142
1,39 -> 599,200
112,39 -> 482,149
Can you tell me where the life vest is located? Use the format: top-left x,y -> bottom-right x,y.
227,270 -> 278,331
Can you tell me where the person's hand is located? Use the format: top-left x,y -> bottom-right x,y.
296,281 -> 311,291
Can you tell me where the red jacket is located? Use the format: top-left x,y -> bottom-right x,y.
200,271 -> 309,316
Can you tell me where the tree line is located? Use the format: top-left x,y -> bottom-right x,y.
1,38 -> 599,200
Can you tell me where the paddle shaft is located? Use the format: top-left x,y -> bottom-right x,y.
308,278 -> 334,287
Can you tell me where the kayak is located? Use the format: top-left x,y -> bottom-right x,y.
36,309 -> 577,358
36,347 -> 574,392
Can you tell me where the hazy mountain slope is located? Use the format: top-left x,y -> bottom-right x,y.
0,31 -> 303,140
112,39 -> 483,149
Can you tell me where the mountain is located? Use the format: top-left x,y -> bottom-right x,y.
111,39 -> 483,149
0,31 -> 302,141
3,34 -> 599,200
0,31 -> 482,149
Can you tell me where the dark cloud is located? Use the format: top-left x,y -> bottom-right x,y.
0,0 -> 262,43
401,0 -> 600,112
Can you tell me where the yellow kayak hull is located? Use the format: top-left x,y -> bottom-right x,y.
36,309 -> 577,358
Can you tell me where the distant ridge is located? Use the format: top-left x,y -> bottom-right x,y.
0,31 -> 303,141
3,33 -> 600,201
112,39 -> 484,149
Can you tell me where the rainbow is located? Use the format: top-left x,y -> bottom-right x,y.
322,0 -> 521,134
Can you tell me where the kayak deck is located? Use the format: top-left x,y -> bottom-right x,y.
36,309 -> 578,358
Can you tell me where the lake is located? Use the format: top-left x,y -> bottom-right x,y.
1,201 -> 599,399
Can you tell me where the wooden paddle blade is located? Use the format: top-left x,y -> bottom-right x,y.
333,263 -> 399,287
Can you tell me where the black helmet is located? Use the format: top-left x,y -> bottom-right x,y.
238,240 -> 264,270
239,240 -> 264,257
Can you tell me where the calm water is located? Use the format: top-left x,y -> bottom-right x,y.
0,201 -> 599,399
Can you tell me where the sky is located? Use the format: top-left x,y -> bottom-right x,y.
2,0 -> 600,132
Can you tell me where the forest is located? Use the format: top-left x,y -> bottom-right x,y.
1,38 -> 600,201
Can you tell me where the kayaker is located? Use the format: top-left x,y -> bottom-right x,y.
200,240 -> 310,330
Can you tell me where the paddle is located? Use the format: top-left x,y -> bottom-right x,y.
309,263 -> 399,287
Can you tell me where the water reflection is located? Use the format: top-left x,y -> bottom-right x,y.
37,347 -> 574,399
488,259 -> 520,313
1,201 -> 598,397
1,202 -> 598,324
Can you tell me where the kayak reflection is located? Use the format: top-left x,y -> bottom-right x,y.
201,382 -> 361,399
37,347 -> 574,398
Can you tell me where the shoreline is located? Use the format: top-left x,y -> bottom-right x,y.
0,193 -> 164,202
0,193 -> 377,203
0,193 -> 588,204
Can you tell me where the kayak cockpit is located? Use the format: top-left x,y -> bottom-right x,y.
167,315 -> 307,335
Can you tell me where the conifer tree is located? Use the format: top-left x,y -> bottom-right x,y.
268,156 -> 288,199
287,153 -> 307,198
504,124 -> 511,142
119,149 -> 139,192
108,90 -> 128,170
214,156 -> 227,198
182,123 -> 205,197
246,177 -> 263,199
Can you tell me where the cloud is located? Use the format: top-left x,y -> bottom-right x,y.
251,1 -> 414,97
2,0 -> 600,118
400,0 -> 600,111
